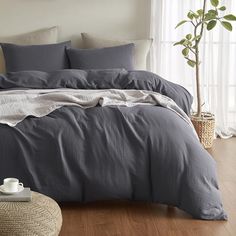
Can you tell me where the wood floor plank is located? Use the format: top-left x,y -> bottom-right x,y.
59,138 -> 236,236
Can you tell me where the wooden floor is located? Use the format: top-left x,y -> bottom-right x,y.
59,138 -> 236,236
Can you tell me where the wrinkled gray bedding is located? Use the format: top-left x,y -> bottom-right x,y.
0,69 -> 227,220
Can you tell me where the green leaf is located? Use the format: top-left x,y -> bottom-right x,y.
173,42 -> 180,46
192,13 -> 200,19
180,39 -> 186,44
182,48 -> 189,56
187,12 -> 194,20
197,9 -> 203,16
223,14 -> 236,21
218,6 -> 226,11
186,34 -> 192,40
208,10 -> 218,15
175,20 -> 188,29
221,21 -> 233,31
173,39 -> 186,46
210,0 -> 219,7
173,42 -> 181,46
207,20 -> 217,30
182,40 -> 189,46
187,60 -> 196,67
204,13 -> 217,21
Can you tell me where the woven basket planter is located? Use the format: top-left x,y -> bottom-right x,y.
191,113 -> 215,149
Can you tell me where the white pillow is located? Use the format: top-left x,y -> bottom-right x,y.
81,33 -> 152,70
0,26 -> 58,74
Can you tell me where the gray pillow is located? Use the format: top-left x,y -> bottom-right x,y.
0,26 -> 58,74
1,41 -> 71,72
81,33 -> 152,70
67,44 -> 134,70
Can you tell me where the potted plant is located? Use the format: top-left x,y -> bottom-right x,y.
174,0 -> 236,148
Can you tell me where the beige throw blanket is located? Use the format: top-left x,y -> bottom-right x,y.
0,88 -> 197,136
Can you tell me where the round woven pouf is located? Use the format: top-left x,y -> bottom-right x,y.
0,191 -> 62,236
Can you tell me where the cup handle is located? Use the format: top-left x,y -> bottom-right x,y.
19,183 -> 24,187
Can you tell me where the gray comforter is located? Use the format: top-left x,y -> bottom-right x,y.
0,69 -> 227,220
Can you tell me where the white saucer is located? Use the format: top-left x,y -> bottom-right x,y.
0,185 -> 24,195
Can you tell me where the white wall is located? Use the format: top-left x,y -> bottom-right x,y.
0,0 -> 150,46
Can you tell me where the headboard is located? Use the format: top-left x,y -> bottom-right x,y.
0,0 -> 150,47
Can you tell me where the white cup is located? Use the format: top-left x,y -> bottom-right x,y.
3,178 -> 23,193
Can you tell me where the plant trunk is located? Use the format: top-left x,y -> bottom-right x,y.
194,0 -> 207,118
195,46 -> 202,117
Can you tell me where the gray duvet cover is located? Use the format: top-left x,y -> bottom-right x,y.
0,69 -> 227,220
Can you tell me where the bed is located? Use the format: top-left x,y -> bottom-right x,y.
0,68 -> 227,220
0,29 -> 227,220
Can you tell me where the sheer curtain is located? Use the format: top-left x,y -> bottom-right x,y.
150,0 -> 236,138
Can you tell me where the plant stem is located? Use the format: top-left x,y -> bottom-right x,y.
195,46 -> 201,117
195,0 -> 207,117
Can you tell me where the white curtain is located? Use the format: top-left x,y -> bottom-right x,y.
150,0 -> 236,138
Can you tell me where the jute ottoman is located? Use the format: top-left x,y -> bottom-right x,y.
0,191 -> 62,236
